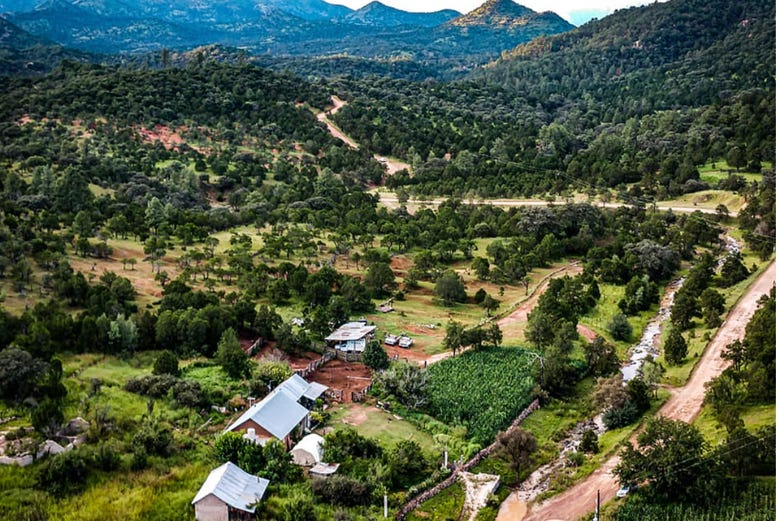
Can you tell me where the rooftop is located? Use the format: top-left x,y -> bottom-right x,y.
192,462 -> 269,513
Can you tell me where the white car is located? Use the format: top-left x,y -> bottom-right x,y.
616,485 -> 633,498
398,335 -> 413,348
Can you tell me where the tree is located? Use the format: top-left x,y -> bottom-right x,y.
497,427 -> 537,484
443,320 -> 465,356
638,357 -> 664,398
433,270 -> 466,306
481,294 -> 500,316
718,252 -> 749,287
592,374 -> 629,413
584,336 -> 620,377
0,348 -> 46,401
362,340 -> 389,371
153,350 -> 179,376
664,327 -> 688,365
607,313 -> 633,342
614,417 -> 707,502
365,262 -> 396,298
388,439 -> 427,488
700,288 -> 725,328
670,290 -> 701,330
472,257 -> 490,280
216,328 -> 250,379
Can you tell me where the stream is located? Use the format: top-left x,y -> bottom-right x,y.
496,233 -> 741,520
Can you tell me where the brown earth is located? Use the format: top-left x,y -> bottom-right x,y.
517,260 -> 776,521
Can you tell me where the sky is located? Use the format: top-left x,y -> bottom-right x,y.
326,0 -> 665,26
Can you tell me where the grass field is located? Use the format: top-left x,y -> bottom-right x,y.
406,482 -> 465,521
697,160 -> 766,185
326,403 -> 438,455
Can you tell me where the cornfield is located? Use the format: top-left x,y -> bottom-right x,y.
613,481 -> 775,521
425,346 -> 536,444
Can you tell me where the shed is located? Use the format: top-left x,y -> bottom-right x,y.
192,462 -> 269,521
278,374 -> 328,404
290,433 -> 324,466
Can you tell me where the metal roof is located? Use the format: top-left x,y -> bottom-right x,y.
291,433 -> 324,463
325,322 -> 377,342
278,374 -> 327,402
192,462 -> 269,513
225,388 -> 309,440
303,381 -> 328,401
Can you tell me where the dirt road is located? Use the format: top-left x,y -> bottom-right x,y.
377,193 -> 722,215
517,260 -> 776,521
316,96 -> 411,173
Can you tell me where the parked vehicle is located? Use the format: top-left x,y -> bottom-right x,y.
384,334 -> 399,346
398,335 -> 413,348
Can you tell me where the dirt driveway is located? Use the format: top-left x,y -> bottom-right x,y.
515,260 -> 776,521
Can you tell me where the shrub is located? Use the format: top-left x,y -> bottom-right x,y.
603,401 -> 640,430
37,449 -> 91,495
311,475 -> 371,506
172,380 -> 206,408
607,313 -> 633,341
579,429 -> 599,454
152,350 -> 179,376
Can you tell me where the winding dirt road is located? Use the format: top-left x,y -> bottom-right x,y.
316,96 -> 411,173
514,260 -> 776,521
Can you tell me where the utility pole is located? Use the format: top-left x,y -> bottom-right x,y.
593,489 -> 600,521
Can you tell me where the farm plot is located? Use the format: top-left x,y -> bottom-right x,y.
426,347 -> 537,445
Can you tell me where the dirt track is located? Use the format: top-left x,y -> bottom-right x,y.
377,193 -> 722,215
516,260 -> 776,521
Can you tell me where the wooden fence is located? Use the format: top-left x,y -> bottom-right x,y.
324,346 -> 363,363
294,351 -> 335,379
351,382 -> 373,403
395,398 -> 541,520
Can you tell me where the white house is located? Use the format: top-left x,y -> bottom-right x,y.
192,462 -> 269,521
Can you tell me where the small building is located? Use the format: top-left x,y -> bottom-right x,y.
290,433 -> 324,466
325,321 -> 377,353
192,462 -> 269,521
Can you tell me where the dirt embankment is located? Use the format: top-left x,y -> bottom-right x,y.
516,260 -> 776,521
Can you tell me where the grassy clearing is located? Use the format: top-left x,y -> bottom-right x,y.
657,190 -> 744,213
326,403 -> 437,455
693,402 -> 776,445
406,482 -> 465,521
579,283 -> 657,359
697,160 -> 766,184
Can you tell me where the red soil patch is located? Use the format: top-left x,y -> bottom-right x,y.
576,324 -> 598,342
390,255 -> 413,271
253,347 -> 372,402
134,124 -> 210,155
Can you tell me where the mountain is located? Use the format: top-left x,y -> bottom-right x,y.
0,15 -> 91,75
341,1 -> 459,27
3,0 -> 575,76
449,0 -> 535,27
258,0 -> 351,21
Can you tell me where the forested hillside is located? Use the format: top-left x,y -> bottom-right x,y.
332,0 -> 774,198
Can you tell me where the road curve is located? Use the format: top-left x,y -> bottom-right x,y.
517,260 -> 776,521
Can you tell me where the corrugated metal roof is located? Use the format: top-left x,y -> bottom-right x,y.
225,388 -> 309,439
310,462 -> 340,476
291,433 -> 324,463
192,462 -> 269,512
325,322 -> 376,342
